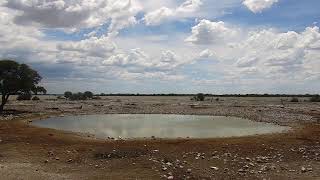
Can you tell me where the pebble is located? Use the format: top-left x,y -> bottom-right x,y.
210,166 -> 219,171
67,159 -> 73,163
166,162 -> 173,166
167,176 -> 174,179
162,167 -> 168,171
187,169 -> 192,173
55,157 -> 60,160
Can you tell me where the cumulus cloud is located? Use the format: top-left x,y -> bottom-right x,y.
144,0 -> 202,26
199,49 -> 214,59
4,0 -> 142,35
243,0 -> 279,13
187,20 -> 320,81
185,20 -> 240,44
144,7 -> 174,26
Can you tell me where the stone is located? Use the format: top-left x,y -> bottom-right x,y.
166,162 -> 173,166
167,176 -> 174,180
238,169 -> 246,173
301,167 -> 307,173
307,167 -> 313,172
210,166 -> 219,171
187,169 -> 192,173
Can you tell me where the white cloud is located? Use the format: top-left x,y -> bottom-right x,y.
199,49 -> 214,59
185,20 -> 240,44
187,20 -> 320,81
243,0 -> 279,13
4,0 -> 142,35
144,7 -> 174,26
176,0 -> 203,13
144,0 -> 202,26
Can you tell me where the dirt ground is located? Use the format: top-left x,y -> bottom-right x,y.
0,96 -> 320,180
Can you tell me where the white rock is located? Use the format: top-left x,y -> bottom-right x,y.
167,176 -> 174,180
210,166 -> 219,171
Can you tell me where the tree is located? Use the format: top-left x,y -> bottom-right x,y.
64,91 -> 72,99
84,91 -> 93,99
0,60 -> 43,113
32,86 -> 47,95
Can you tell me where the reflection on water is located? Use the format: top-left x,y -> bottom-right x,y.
32,114 -> 290,139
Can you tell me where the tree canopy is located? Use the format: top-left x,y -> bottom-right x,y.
0,60 -> 45,113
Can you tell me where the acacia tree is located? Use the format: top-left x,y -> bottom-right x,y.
0,60 -> 45,113
84,91 -> 93,99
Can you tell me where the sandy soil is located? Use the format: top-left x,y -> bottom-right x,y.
0,96 -> 320,179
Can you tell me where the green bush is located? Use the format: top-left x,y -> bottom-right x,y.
84,91 -> 94,99
290,97 -> 299,102
310,95 -> 320,102
32,96 -> 40,101
64,91 -> 72,99
69,92 -> 87,101
17,92 -> 32,101
193,93 -> 205,101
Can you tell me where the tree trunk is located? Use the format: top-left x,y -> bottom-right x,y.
0,93 -> 9,114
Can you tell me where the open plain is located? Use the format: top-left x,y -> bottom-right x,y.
0,96 -> 320,179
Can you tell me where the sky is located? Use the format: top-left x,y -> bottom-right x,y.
0,0 -> 319,94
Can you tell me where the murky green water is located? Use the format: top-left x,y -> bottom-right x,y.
32,114 -> 289,139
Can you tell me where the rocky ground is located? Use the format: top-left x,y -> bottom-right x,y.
0,96 -> 320,179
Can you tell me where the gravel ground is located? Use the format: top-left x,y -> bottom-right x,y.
0,96 -> 320,180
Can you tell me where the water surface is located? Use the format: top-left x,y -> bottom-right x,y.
33,114 -> 289,139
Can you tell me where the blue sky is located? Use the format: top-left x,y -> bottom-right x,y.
0,0 -> 320,94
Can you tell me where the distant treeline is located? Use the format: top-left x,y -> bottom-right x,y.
66,93 -> 319,97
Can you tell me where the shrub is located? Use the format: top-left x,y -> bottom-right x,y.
32,96 -> 40,101
310,95 -> 320,102
290,97 -> 299,102
69,92 -> 87,101
17,92 -> 32,101
57,96 -> 65,99
194,93 -> 205,101
64,91 -> 72,99
84,91 -> 94,99
92,96 -> 102,100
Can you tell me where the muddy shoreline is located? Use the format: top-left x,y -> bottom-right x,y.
0,96 -> 320,179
